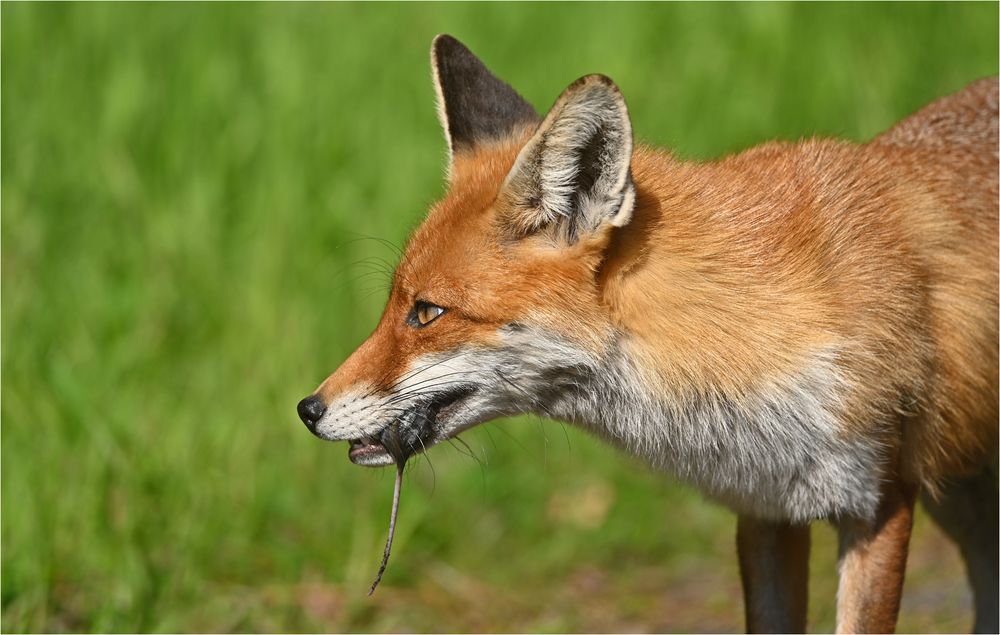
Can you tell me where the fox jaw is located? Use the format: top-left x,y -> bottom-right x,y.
298,35 -> 885,523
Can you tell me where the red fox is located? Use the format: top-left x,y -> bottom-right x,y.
297,35 -> 999,633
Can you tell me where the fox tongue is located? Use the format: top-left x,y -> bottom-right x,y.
348,438 -> 393,466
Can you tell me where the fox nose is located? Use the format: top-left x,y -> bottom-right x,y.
297,395 -> 327,432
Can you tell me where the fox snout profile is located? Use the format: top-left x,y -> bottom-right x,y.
298,35 -> 999,633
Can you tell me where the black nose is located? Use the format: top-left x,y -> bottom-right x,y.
297,395 -> 327,432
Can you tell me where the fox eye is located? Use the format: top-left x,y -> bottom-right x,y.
409,300 -> 446,327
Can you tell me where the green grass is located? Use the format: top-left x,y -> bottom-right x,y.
2,3 -> 996,632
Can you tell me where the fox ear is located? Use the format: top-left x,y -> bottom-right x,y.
498,74 -> 635,242
431,35 -> 539,160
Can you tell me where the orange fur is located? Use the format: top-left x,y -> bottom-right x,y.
318,133 -> 615,400
308,54 -> 997,631
835,477 -> 919,634
327,78 -> 998,490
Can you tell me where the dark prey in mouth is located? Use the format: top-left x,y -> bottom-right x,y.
356,387 -> 473,596
365,405 -> 434,595
360,388 -> 472,595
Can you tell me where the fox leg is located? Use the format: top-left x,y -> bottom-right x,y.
920,465 -> 999,634
834,478 -> 918,634
736,515 -> 811,633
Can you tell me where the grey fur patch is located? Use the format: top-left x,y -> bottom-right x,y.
455,326 -> 885,523
547,341 -> 887,523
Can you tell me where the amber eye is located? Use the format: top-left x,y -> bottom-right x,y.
409,300 -> 446,327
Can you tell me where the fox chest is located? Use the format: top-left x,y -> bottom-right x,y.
558,367 -> 887,523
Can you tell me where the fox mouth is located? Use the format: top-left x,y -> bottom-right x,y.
347,386 -> 475,467
348,437 -> 395,466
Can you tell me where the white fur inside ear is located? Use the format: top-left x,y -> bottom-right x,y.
501,76 -> 636,239
609,177 -> 636,228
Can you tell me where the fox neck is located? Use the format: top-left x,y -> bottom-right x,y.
599,145 -> 849,398
543,336 -> 885,524
556,147 -> 888,522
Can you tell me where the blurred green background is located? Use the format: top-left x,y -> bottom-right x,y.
2,2 -> 996,633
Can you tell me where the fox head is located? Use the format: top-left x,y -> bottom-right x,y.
297,35 -> 637,466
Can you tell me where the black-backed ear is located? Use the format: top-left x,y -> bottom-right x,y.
431,35 -> 539,160
498,74 -> 635,243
